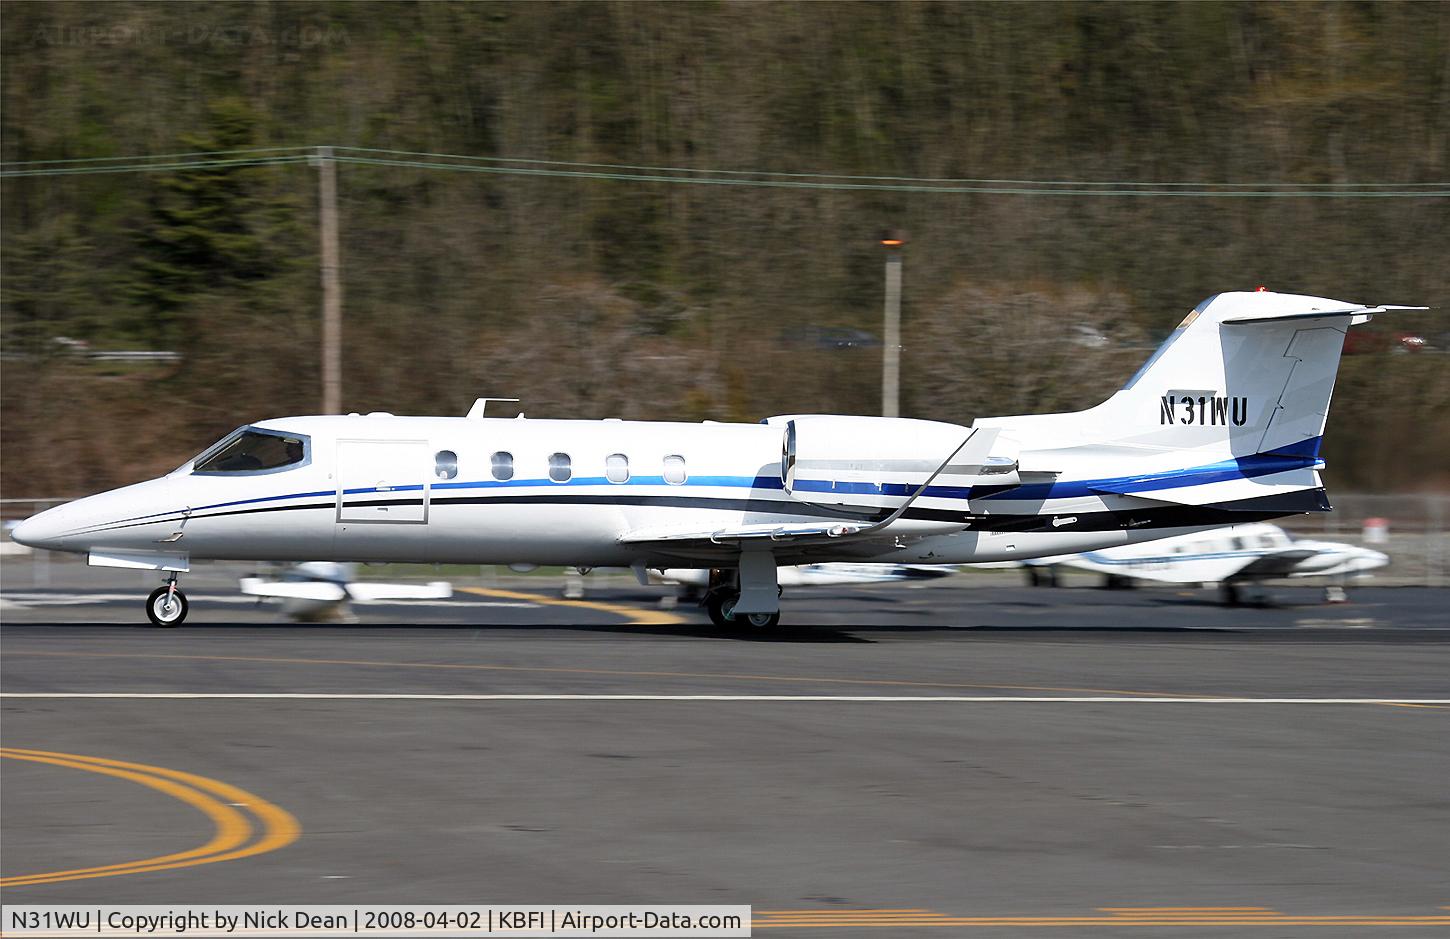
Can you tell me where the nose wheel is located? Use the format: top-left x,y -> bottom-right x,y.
146,578 -> 189,627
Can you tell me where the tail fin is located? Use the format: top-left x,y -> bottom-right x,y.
984,291 -> 1425,459
975,291 -> 1425,511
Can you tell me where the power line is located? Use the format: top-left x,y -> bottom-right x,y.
331,146 -> 1449,189
328,154 -> 1450,197
1,147 -> 1446,197
0,146 -> 310,167
0,155 -> 310,178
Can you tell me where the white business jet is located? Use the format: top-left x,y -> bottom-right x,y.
1010,522 -> 1389,603
11,290 -> 1426,627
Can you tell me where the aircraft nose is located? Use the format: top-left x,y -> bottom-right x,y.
10,479 -> 173,554
10,503 -> 71,551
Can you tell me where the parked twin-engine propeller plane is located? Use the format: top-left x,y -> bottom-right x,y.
1000,521 -> 1390,604
12,290 -> 1426,626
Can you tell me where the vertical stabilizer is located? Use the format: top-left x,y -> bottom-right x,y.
980,291 -> 1422,462
972,291 -> 1425,514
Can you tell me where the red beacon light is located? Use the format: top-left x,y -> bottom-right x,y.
1255,285 -> 1268,292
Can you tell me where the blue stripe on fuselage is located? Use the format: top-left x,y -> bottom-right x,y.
116,437 -> 1322,526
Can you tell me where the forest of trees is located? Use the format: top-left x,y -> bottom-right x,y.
2,1 -> 1447,496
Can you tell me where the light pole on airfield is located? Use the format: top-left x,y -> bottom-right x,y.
314,146 -> 343,414
880,230 -> 905,418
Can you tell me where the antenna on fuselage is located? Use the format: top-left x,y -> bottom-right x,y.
466,397 -> 521,419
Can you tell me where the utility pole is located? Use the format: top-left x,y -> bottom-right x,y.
316,146 -> 342,414
880,230 -> 905,418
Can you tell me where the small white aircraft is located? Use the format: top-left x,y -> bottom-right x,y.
239,561 -> 452,622
1008,522 -> 1389,604
11,290 -> 1426,627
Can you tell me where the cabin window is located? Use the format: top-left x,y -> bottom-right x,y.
663,454 -> 687,485
193,428 -> 308,475
606,453 -> 630,484
1231,537 -> 1247,550
491,451 -> 514,481
549,453 -> 572,483
434,450 -> 458,480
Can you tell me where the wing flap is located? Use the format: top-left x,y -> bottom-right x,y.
619,520 -> 869,547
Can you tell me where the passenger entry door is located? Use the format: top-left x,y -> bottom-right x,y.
336,439 -> 430,524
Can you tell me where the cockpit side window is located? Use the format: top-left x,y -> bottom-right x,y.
193,428 -> 309,475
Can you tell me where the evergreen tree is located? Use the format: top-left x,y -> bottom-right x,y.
128,98 -> 300,350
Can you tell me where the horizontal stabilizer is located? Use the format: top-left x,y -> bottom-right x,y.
1220,303 -> 1427,325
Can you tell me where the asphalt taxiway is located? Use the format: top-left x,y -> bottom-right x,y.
2,568 -> 1447,936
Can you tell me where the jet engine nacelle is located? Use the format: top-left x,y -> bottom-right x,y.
766,415 -> 1019,511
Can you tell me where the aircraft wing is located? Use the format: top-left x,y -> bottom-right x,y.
620,431 -> 984,559
1221,549 -> 1319,582
345,581 -> 453,601
240,577 -> 452,602
239,577 -> 347,602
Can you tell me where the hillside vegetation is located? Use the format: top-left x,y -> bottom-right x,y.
2,1 -> 1447,495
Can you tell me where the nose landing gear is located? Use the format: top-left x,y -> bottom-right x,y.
146,574 -> 189,627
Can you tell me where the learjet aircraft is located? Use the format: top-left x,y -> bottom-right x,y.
12,290 -> 1425,626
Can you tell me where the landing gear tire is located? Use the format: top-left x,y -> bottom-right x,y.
706,591 -> 781,628
1026,566 -> 1059,587
706,590 -> 736,626
147,585 -> 189,627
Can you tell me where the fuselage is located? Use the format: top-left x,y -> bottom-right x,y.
12,412 -> 1248,569
1024,522 -> 1390,585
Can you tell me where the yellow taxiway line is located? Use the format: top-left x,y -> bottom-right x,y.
0,748 -> 299,887
753,906 -> 1450,928
457,585 -> 685,626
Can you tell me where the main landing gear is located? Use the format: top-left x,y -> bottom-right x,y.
146,574 -> 189,627
705,589 -> 781,628
702,566 -> 782,627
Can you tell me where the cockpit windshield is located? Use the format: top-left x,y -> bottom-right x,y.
192,427 -> 309,475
